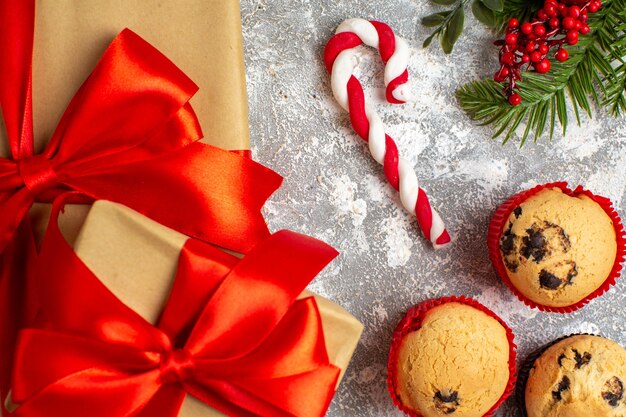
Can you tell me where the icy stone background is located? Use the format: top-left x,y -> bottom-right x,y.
240,0 -> 626,415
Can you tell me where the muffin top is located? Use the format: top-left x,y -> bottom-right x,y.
395,302 -> 510,417
525,335 -> 626,417
499,188 -> 617,307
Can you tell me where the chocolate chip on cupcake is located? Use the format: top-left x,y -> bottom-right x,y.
522,335 -> 626,417
388,297 -> 516,417
489,183 -> 625,312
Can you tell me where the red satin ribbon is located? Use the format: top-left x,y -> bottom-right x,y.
11,200 -> 340,417
0,0 -> 283,412
0,3 -> 282,254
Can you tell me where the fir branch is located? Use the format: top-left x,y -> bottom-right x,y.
604,10 -> 626,115
457,0 -> 625,145
605,60 -> 626,115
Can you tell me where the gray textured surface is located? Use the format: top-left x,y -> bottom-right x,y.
240,1 -> 626,416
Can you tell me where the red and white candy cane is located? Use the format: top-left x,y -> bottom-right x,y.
324,18 -> 451,249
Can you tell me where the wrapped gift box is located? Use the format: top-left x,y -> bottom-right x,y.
40,200 -> 363,417
0,0 -> 250,155
2,0 -> 258,240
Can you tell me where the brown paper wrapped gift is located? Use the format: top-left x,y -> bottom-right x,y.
1,2 -> 267,412
48,200 -> 363,417
0,0 -> 250,155
4,0 -> 258,240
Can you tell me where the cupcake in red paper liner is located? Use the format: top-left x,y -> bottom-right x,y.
517,334 -> 626,417
387,296 -> 517,417
488,182 -> 626,313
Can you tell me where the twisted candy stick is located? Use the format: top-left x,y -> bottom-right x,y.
324,18 -> 451,249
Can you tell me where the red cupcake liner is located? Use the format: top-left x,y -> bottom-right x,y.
386,296 -> 517,417
487,182 -> 626,313
515,333 -> 598,417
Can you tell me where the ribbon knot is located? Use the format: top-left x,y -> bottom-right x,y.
159,349 -> 195,385
10,225 -> 342,417
17,155 -> 60,198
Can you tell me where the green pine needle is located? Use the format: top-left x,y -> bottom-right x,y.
457,0 -> 626,145
605,9 -> 626,116
605,60 -> 626,116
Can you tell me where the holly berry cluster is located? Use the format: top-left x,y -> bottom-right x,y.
493,0 -> 602,106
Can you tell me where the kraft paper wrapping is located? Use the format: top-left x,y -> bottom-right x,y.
55,200 -> 363,417
2,0 -> 254,242
0,0 -> 250,156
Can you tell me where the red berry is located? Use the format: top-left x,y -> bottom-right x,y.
522,54 -> 531,63
574,20 -> 582,30
505,33 -> 518,45
539,44 -> 549,54
562,17 -> 575,29
521,22 -> 533,34
531,50 -> 543,63
588,2 -> 599,12
508,18 -> 520,28
580,13 -> 588,22
579,24 -> 590,35
545,4 -> 557,16
549,17 -> 560,28
534,25 -> 546,36
568,6 -> 581,18
525,42 -> 537,53
557,3 -> 567,13
535,58 -> 551,74
555,48 -> 569,61
566,30 -> 579,44
494,68 -> 509,82
509,93 -> 522,106
502,52 -> 516,65
538,9 -> 548,19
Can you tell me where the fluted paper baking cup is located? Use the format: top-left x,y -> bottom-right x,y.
487,182 -> 626,313
387,296 -> 517,417
516,333 -> 597,417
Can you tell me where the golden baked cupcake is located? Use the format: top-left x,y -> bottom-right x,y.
387,297 -> 516,417
488,183 -> 625,312
520,335 -> 626,417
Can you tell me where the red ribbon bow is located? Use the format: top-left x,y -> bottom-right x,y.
0,1 -> 282,411
0,1 -> 282,254
11,200 -> 340,417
